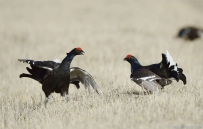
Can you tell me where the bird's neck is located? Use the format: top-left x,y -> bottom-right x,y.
130,60 -> 142,73
59,52 -> 75,71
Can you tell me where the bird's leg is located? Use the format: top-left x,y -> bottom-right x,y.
44,94 -> 52,107
71,81 -> 80,89
62,91 -> 69,101
61,85 -> 69,102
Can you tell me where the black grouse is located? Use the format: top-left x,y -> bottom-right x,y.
177,26 -> 203,40
124,51 -> 186,93
19,59 -> 103,95
19,47 -> 86,105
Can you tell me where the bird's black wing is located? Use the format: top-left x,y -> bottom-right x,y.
20,65 -> 51,84
18,59 -> 60,70
130,68 -> 163,93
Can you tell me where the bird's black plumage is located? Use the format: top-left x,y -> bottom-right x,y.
177,26 -> 203,40
19,47 -> 85,105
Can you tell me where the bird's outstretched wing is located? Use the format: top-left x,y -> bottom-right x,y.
70,67 -> 103,95
18,59 -> 60,70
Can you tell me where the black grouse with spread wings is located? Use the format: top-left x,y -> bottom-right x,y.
19,59 -> 103,95
19,47 -> 85,105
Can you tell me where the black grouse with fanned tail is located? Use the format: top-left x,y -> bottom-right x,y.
177,26 -> 203,40
19,47 -> 85,105
124,51 -> 186,93
124,55 -> 164,93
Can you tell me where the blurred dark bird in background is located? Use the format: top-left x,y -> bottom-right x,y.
177,26 -> 203,40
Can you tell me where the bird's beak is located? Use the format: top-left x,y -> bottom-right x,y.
80,50 -> 85,55
123,58 -> 127,61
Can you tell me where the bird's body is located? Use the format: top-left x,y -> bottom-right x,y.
41,49 -> 78,102
42,67 -> 70,95
177,26 -> 203,40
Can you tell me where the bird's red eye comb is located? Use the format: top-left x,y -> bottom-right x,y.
126,54 -> 132,58
76,47 -> 82,51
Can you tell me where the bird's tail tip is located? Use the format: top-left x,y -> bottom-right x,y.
165,50 -> 187,84
96,88 -> 103,95
19,73 -> 24,78
165,50 -> 176,67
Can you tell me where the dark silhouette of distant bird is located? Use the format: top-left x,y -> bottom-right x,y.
124,51 -> 186,93
177,26 -> 203,40
18,47 -> 89,105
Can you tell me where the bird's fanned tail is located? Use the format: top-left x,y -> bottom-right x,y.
162,50 -> 186,85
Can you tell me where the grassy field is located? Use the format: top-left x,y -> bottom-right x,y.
0,0 -> 203,129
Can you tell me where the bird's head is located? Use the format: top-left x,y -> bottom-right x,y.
69,47 -> 85,56
124,54 -> 137,63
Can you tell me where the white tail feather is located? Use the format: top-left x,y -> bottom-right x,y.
165,50 -> 178,71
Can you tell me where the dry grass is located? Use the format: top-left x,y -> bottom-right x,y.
0,0 -> 203,129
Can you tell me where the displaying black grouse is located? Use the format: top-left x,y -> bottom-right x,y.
19,59 -> 103,95
19,47 -> 86,105
177,26 -> 203,40
124,51 -> 186,93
